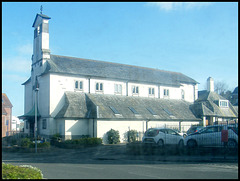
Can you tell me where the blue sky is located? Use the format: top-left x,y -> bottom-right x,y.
2,2 -> 238,117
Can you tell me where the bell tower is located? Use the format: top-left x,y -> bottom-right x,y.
32,8 -> 51,70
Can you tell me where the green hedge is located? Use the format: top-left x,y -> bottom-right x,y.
2,163 -> 43,179
20,138 -> 50,148
53,137 -> 103,148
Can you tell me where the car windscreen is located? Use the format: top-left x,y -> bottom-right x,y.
145,129 -> 160,136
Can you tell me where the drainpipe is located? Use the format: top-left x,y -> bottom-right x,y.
93,118 -> 94,137
88,78 -> 91,93
158,85 -> 160,99
126,81 -> 128,96
94,106 -> 99,138
146,120 -> 149,130
96,106 -> 99,119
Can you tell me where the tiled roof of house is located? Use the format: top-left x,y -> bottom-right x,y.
2,107 -> 7,115
191,91 -> 238,118
55,92 -> 200,121
2,93 -> 13,108
42,54 -> 198,87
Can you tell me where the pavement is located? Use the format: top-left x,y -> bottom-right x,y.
2,143 -> 238,164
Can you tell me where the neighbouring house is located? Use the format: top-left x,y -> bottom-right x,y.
190,77 -> 238,126
19,12 -> 202,143
2,93 -> 13,137
230,86 -> 238,106
11,116 -> 23,133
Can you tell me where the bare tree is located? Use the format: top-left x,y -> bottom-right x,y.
214,80 -> 229,95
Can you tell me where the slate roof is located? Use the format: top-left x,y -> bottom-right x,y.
2,93 -> 13,108
190,91 -> 238,118
42,54 -> 198,87
55,92 -> 201,122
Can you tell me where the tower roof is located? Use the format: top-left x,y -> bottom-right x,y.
32,13 -> 51,27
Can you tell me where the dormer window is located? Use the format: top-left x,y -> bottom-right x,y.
219,100 -> 228,107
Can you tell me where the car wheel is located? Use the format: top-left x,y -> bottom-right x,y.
227,139 -> 237,149
187,139 -> 197,149
157,139 -> 164,148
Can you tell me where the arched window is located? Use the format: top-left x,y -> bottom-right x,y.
181,89 -> 185,100
75,81 -> 78,89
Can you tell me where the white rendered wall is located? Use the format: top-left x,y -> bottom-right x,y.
128,82 -> 159,98
64,119 -> 89,140
24,80 -> 33,114
49,74 -> 89,116
97,120 -> 146,144
38,74 -> 50,117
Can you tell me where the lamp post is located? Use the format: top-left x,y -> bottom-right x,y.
35,87 -> 39,153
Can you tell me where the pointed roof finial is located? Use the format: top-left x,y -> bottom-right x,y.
40,5 -> 43,14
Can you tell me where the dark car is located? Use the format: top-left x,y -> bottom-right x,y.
186,126 -> 204,135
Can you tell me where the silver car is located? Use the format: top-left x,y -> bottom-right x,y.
184,125 -> 238,149
142,128 -> 184,148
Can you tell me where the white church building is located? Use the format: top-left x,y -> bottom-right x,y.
19,13 -> 202,143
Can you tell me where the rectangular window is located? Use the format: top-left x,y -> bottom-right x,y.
219,100 -> 228,107
147,107 -> 156,115
129,107 -> 139,114
114,84 -> 122,94
109,106 -> 120,114
42,119 -> 47,129
149,88 -> 155,96
163,108 -> 173,116
164,89 -> 169,97
96,83 -> 103,91
132,86 -> 139,94
6,120 -> 9,126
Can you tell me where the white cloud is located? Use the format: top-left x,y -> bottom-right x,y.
2,56 -> 31,73
2,43 -> 32,73
2,73 -> 29,83
17,43 -> 33,55
147,2 -> 213,11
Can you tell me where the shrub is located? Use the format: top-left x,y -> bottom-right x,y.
127,130 -> 138,143
20,138 -> 32,147
51,133 -> 62,141
106,129 -> 120,144
2,163 -> 43,179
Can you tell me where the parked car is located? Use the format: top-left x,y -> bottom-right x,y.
186,125 -> 204,135
184,125 -> 238,149
175,130 -> 187,138
142,128 -> 184,148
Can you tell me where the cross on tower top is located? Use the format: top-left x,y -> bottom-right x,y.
40,5 -> 43,14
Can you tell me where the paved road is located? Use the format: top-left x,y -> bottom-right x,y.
2,161 -> 238,179
2,144 -> 238,179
